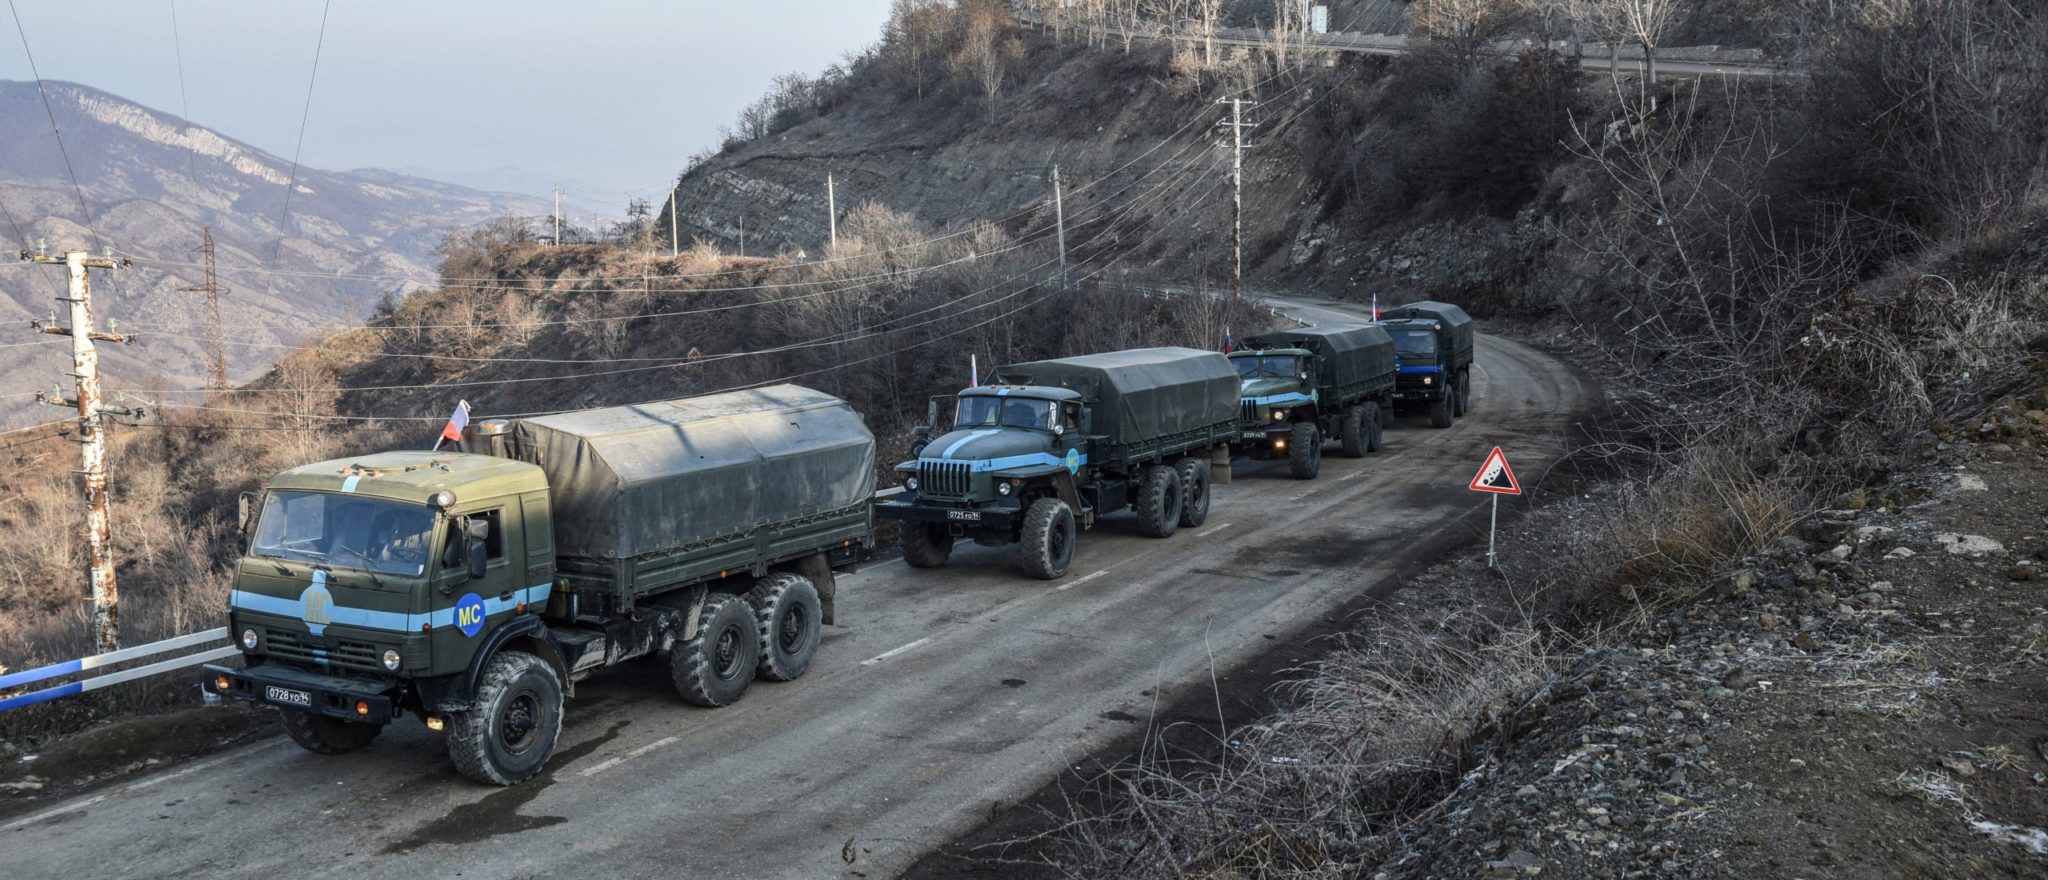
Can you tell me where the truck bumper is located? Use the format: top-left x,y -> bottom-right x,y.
875,497 -> 1018,531
204,660 -> 403,724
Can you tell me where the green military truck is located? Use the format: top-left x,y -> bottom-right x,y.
205,385 -> 875,784
1229,323 -> 1397,479
878,347 -> 1238,580
1379,301 -> 1476,428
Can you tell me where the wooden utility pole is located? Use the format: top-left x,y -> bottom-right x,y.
1051,163 -> 1068,289
553,185 -> 563,246
1217,98 -> 1256,299
826,173 -> 838,250
178,226 -> 230,392
667,187 -> 679,257
22,246 -> 139,653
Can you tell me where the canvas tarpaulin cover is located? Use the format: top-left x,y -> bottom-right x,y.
991,347 -> 1238,447
512,385 -> 875,561
1243,324 -> 1396,390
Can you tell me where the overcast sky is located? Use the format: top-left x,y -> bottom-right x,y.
1,0 -> 894,209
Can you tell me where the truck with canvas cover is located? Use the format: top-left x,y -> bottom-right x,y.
205,385 -> 875,784
1379,301 -> 1475,428
877,347 -> 1238,580
1229,323 -> 1397,479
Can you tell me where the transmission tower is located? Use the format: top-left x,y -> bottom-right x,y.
179,226 -> 230,392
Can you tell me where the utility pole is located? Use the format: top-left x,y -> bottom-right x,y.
1217,98 -> 1256,299
22,245 -> 139,654
1051,163 -> 1068,289
553,185 -> 563,246
738,211 -> 746,258
178,226 -> 230,392
826,173 -> 838,250
667,187 -> 679,258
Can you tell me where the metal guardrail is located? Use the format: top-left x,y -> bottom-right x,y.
0,628 -> 238,713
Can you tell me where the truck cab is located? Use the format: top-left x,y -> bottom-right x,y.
1380,301 -> 1475,429
886,386 -> 1090,564
1229,346 -> 1317,460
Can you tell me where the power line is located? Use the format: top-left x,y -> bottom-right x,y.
272,0 -> 331,261
6,0 -> 103,253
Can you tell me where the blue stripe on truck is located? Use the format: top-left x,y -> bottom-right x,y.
229,583 -> 554,634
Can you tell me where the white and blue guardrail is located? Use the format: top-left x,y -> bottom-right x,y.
0,629 -> 238,713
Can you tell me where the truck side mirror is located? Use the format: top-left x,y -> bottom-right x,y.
465,518 -> 490,579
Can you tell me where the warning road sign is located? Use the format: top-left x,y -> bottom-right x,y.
1469,446 -> 1521,495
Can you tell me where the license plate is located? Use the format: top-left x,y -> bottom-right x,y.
265,685 -> 312,708
945,510 -> 982,522
1240,431 -> 1270,442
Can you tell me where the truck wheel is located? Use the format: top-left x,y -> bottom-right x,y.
901,522 -> 953,569
1456,369 -> 1472,416
670,592 -> 760,708
279,708 -> 383,755
1429,386 -> 1454,428
1339,406 -> 1367,458
748,573 -> 821,682
1367,402 -> 1386,452
1175,458 -> 1211,527
1018,497 -> 1077,580
446,651 -> 563,786
1133,465 -> 1183,538
1287,422 -> 1322,479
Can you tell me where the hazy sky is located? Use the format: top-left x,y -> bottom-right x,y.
1,0 -> 895,209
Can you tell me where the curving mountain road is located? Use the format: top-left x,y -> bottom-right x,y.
0,294 -> 1595,879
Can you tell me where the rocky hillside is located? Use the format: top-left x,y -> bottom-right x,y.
0,80 -> 546,425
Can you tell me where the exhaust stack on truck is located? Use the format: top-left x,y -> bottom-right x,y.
207,385 -> 875,784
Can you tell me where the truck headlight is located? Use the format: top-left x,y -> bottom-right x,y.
1272,409 -> 1288,421
1422,376 -> 1433,386
382,649 -> 402,671
241,628 -> 259,650
904,476 -> 919,492
997,480 -> 1014,496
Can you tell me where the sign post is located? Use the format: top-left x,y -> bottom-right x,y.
1468,446 -> 1521,567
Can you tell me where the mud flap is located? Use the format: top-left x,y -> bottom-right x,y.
680,585 -> 707,641
1210,446 -> 1233,485
798,552 -> 837,626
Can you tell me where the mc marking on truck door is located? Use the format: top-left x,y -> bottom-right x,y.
1469,446 -> 1520,568
455,592 -> 488,638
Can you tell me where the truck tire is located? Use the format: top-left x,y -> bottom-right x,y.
671,592 -> 760,707
1133,464 -> 1183,538
1175,457 -> 1211,527
279,708 -> 383,755
1287,422 -> 1322,479
1367,402 -> 1386,452
1018,497 -> 1077,580
1339,406 -> 1367,458
901,522 -> 953,569
1429,385 -> 1454,428
1456,368 -> 1472,416
445,650 -> 563,786
748,573 -> 821,682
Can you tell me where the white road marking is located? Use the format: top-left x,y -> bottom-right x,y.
1054,570 -> 1111,592
1194,522 -> 1233,538
579,735 -> 682,777
860,637 -> 933,666
1288,489 -> 1318,500
1341,469 -> 1367,481
1,794 -> 107,833
121,752 -> 239,793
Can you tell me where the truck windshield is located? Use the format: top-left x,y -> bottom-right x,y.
1232,355 -> 1300,379
250,491 -> 436,577
956,396 -> 1060,430
1392,330 -> 1438,357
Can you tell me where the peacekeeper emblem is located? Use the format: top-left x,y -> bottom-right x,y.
455,592 -> 488,638
1065,448 -> 1081,474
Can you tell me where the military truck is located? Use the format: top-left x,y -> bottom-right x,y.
1229,323 -> 1397,479
878,347 -> 1238,580
1379,301 -> 1475,428
205,386 -> 875,785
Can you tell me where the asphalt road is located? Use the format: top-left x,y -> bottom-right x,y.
0,295 -> 1594,879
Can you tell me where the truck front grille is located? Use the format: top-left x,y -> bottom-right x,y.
918,460 -> 972,497
1241,400 -> 1260,423
261,627 -> 384,673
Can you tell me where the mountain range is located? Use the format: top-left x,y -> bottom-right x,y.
0,79 -> 549,427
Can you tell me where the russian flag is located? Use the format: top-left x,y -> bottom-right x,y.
438,400 -> 471,447
1222,326 -> 1233,354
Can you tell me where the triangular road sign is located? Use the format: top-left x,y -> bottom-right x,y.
1469,446 -> 1521,495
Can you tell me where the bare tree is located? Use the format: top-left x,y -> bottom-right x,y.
1409,0 -> 1524,70
954,0 -> 1013,122
1571,0 -> 1685,85
1193,0 -> 1223,69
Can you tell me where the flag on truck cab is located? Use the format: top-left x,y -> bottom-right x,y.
1223,327 -> 1234,353
440,400 -> 471,445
